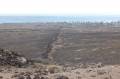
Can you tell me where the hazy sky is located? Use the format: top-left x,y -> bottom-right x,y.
0,0 -> 120,15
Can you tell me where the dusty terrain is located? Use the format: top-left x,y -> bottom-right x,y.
0,23 -> 61,59
1,23 -> 120,65
53,27 -> 120,65
1,22 -> 120,79
1,64 -> 120,79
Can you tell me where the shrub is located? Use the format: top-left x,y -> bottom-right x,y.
37,58 -> 52,65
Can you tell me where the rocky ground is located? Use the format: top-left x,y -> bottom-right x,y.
1,63 -> 120,79
0,48 -> 120,79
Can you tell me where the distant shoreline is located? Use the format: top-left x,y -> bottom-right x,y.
0,21 -> 120,24
0,16 -> 120,23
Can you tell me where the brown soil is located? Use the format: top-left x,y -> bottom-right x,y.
1,64 -> 120,79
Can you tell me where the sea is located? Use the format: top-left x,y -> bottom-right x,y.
0,15 -> 120,23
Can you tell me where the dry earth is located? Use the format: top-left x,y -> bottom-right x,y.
0,64 -> 120,79
0,23 -> 120,79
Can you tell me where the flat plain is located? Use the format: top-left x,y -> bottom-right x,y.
53,26 -> 120,65
1,22 -> 120,65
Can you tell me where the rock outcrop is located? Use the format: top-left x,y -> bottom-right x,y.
0,48 -> 28,67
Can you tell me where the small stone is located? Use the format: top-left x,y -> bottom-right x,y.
57,75 -> 69,79
91,75 -> 96,77
15,71 -> 19,73
35,70 -> 41,73
12,74 -> 19,78
24,72 -> 32,76
33,74 -> 40,79
89,70 -> 92,72
98,71 -> 106,75
18,75 -> 25,79
26,75 -> 31,79
20,72 -> 24,75
0,70 -> 4,72
41,76 -> 48,79
78,76 -> 82,79
0,76 -> 3,79
49,67 -> 60,74
76,71 -> 80,74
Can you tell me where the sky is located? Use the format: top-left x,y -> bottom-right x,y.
0,0 -> 120,15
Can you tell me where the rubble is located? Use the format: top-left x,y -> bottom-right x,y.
0,48 -> 28,67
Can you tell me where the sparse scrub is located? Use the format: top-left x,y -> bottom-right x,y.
36,58 -> 53,65
38,65 -> 43,69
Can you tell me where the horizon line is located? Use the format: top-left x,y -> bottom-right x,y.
1,13 -> 120,16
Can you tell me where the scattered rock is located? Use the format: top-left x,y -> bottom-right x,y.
33,74 -> 40,79
26,75 -> 31,79
78,76 -> 82,79
0,48 -> 29,67
15,71 -> 19,73
15,57 -> 27,67
0,70 -> 3,72
35,69 -> 48,75
12,74 -> 19,78
98,71 -> 106,75
49,67 -> 60,74
20,72 -> 24,75
41,76 -> 49,79
91,75 -> 96,77
76,71 -> 80,74
86,69 -> 92,72
57,75 -> 69,79
18,75 -> 25,79
25,72 -> 32,76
